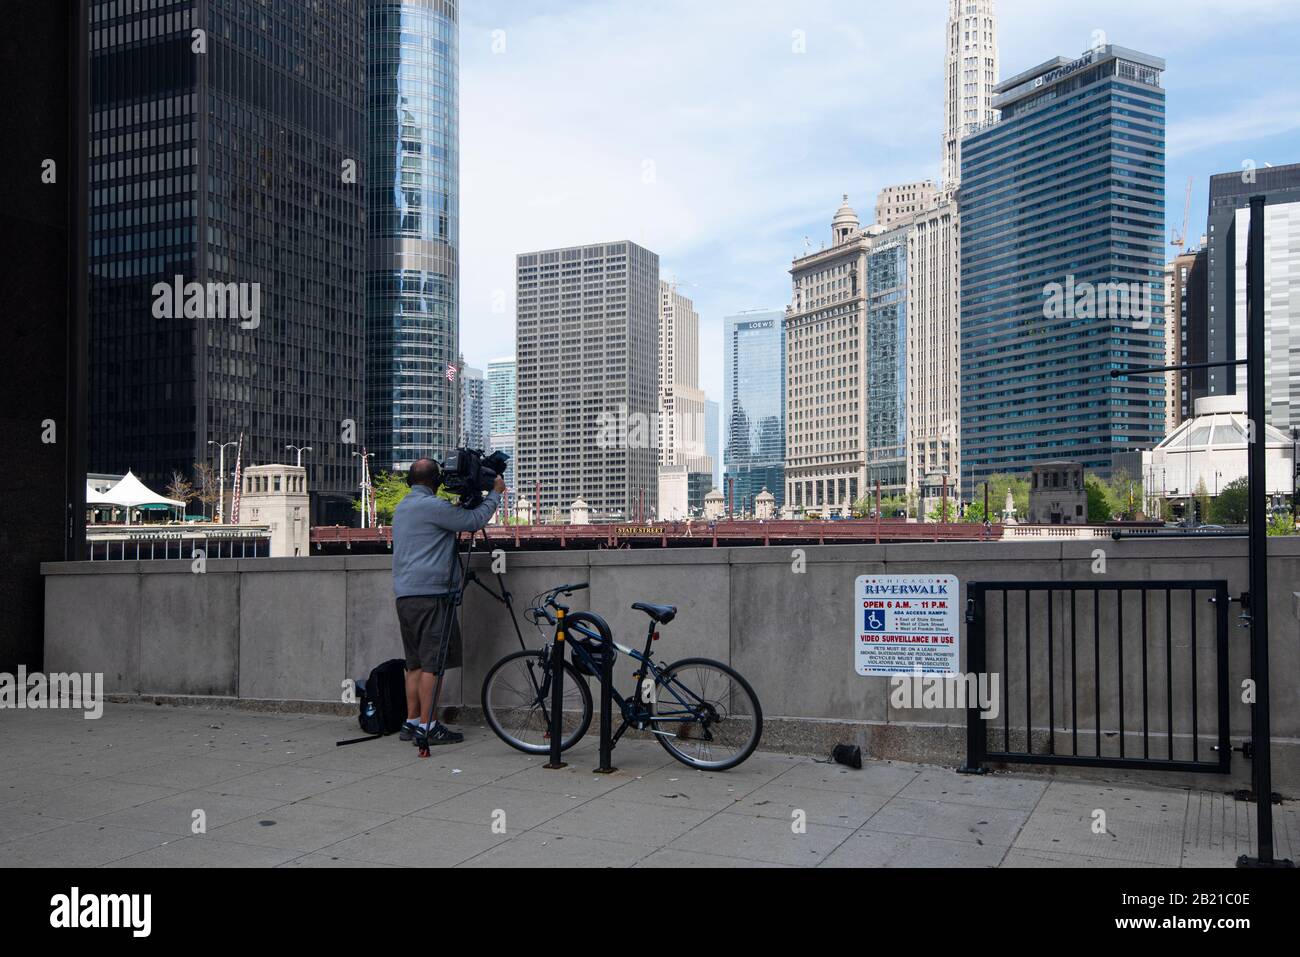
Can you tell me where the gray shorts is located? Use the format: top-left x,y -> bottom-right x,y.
396,595 -> 462,675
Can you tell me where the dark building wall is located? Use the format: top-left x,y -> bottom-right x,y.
0,1 -> 83,669
1206,163 -> 1300,401
88,0 -> 366,527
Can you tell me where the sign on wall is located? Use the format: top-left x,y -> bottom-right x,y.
854,575 -> 959,676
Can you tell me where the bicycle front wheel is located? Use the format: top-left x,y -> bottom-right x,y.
481,649 -> 592,754
650,658 -> 763,770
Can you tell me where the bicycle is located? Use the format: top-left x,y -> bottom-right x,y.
480,583 -> 763,771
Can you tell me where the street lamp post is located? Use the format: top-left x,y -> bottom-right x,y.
352,450 -> 374,529
208,440 -> 239,523
285,444 -> 312,468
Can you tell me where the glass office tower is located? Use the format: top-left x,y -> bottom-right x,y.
487,357 -> 516,490
723,311 -> 786,510
366,0 -> 459,472
960,44 -> 1167,493
87,0 -> 366,525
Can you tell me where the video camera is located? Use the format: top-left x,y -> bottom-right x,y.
439,447 -> 510,508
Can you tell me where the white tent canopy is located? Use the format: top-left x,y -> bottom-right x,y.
85,482 -> 115,506
99,471 -> 185,509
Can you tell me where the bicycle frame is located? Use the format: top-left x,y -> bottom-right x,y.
554,612 -> 718,745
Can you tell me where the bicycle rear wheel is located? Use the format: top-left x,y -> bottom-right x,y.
481,649 -> 592,754
650,658 -> 762,770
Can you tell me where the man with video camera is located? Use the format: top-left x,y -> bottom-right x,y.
392,455 -> 504,746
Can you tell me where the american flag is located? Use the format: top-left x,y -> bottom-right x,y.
446,362 -> 457,382
229,433 -> 244,524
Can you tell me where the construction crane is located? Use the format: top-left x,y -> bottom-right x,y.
1170,176 -> 1193,251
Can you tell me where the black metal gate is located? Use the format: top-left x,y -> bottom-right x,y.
963,580 -> 1231,774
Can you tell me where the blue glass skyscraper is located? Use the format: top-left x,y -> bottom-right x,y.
960,45 -> 1166,493
724,311 -> 786,510
366,1 -> 459,472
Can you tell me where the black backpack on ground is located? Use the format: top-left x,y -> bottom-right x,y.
355,658 -> 407,736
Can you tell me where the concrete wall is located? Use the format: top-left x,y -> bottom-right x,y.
42,538 -> 1300,791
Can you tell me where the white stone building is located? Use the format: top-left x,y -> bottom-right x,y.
237,463 -> 310,557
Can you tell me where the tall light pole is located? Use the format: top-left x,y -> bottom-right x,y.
285,444 -> 312,468
352,450 -> 374,529
208,440 -> 239,524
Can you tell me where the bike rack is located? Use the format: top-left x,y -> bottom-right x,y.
544,608 -> 568,770
543,610 -> 618,774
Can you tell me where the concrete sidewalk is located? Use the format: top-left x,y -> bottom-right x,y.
1,703 -> 1294,867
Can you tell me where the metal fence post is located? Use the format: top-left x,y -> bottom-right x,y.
1239,195 -> 1292,867
958,587 -> 987,774
545,609 -> 567,770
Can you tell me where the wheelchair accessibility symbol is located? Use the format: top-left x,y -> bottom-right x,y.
863,609 -> 886,632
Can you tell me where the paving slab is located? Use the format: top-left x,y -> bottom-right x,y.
664,810 -> 854,866
459,831 -> 655,868
0,821 -> 174,867
209,802 -> 396,852
821,830 -> 1009,868
859,797 -> 1031,846
107,837 -> 303,868
322,816 -> 509,867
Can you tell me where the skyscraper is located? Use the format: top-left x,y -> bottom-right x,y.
515,241 -> 660,523
724,311 -> 785,511
785,198 -> 870,516
1205,163 -> 1300,429
460,365 -> 489,450
942,0 -> 1000,189
1165,247 -> 1207,432
87,0 -> 366,525
366,0 -> 459,474
705,397 -> 721,490
658,280 -> 708,470
960,45 -> 1167,492
487,356 -> 516,490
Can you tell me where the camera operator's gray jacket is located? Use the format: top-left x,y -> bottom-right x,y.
392,486 -> 501,598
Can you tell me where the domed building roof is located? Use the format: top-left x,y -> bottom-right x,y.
755,487 -> 775,502
1155,396 -> 1290,451
704,488 -> 724,501
831,194 -> 859,244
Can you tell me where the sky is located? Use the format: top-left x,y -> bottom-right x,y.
457,0 -> 1300,402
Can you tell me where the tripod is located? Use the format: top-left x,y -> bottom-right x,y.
416,524 -> 529,757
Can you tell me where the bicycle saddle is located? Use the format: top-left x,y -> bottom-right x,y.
631,602 -> 677,624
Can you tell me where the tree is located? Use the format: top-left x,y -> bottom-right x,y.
1268,511 -> 1296,536
1106,468 -> 1140,521
356,471 -> 411,525
927,497 -> 957,523
879,494 -> 911,519
1194,477 -> 1212,525
979,473 -> 1029,520
1085,476 -> 1113,523
1210,477 -> 1249,525
192,462 -> 219,520
165,470 -> 195,514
